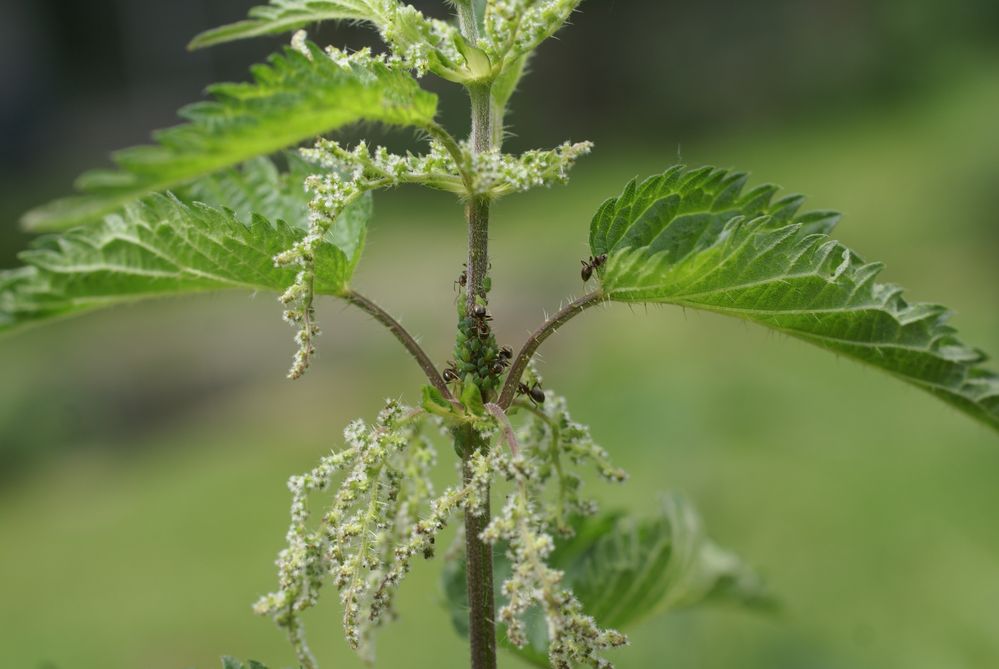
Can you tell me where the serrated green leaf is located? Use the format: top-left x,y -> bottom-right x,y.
442,495 -> 770,666
189,1 -> 379,49
591,166 -> 999,432
2,192 -> 363,335
177,154 -> 372,269
177,154 -> 315,227
21,43 -> 436,231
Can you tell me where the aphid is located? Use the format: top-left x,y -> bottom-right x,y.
443,361 -> 460,383
580,253 -> 608,282
454,264 -> 467,291
518,381 -> 546,406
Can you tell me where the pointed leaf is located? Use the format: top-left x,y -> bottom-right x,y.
189,1 -> 379,49
591,166 -> 999,432
2,192 -> 364,335
22,43 -> 436,231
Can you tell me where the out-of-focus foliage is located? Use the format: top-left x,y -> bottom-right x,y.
443,496 -> 773,667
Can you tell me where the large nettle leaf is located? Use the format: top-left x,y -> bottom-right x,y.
443,495 -> 772,667
189,0 -> 378,49
177,154 -> 316,226
22,42 -> 436,231
591,166 -> 999,431
0,185 -> 368,334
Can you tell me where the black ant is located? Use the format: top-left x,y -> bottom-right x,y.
580,253 -> 608,282
470,304 -> 493,339
443,361 -> 460,383
490,356 -> 510,376
490,346 -> 513,375
517,381 -> 546,406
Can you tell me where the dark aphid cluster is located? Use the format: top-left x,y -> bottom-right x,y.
451,273 -> 505,399
580,253 -> 608,282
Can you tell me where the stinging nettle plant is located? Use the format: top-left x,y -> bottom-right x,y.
4,2 -> 998,668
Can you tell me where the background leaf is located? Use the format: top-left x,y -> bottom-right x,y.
442,495 -> 771,667
21,43 -> 436,232
220,658 -> 269,669
591,166 -> 999,431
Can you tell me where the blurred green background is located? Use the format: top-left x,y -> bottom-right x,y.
1,1 -> 998,668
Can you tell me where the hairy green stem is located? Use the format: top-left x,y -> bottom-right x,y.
459,38 -> 499,667
498,291 -> 606,408
343,290 -> 455,402
454,0 -> 480,44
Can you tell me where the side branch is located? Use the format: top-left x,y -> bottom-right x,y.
497,291 -> 607,408
343,290 -> 455,402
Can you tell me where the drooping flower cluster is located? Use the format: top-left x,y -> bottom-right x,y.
273,166 -> 363,379
259,377 -> 630,668
482,448 -> 628,668
254,401 -> 425,665
256,401 -> 500,666
480,0 -> 583,63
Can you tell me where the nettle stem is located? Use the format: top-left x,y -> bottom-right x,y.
457,7 -> 499,662
462,104 -> 499,669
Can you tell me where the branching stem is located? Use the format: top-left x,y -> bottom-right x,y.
343,290 -> 455,402
498,291 -> 607,408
